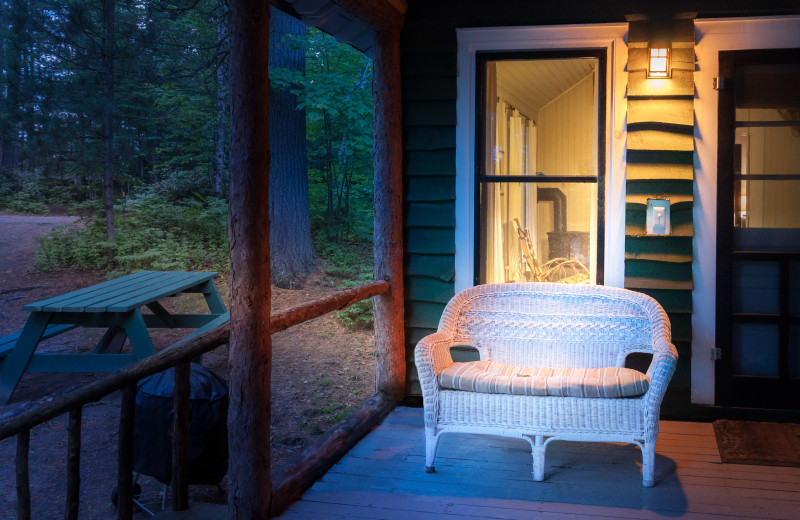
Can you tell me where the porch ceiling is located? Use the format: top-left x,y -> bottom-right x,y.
277,0 -> 408,54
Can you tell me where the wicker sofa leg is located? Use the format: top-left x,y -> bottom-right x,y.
524,435 -> 547,481
425,430 -> 441,473
641,439 -> 656,487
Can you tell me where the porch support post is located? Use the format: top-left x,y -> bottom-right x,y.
373,28 -> 405,402
227,0 -> 272,518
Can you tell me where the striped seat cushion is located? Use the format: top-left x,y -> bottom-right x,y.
438,360 -> 649,398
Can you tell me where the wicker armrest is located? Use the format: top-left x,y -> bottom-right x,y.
644,340 -> 679,411
415,331 -> 456,378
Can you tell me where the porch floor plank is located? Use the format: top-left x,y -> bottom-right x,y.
277,407 -> 800,520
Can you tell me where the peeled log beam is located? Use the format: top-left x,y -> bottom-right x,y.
373,28 -> 405,402
227,0 -> 272,517
64,407 -> 82,520
171,361 -> 190,511
16,429 -> 30,520
117,384 -> 135,520
270,391 -> 395,516
271,280 -> 388,333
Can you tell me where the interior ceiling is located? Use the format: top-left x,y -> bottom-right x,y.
496,59 -> 596,122
279,0 -> 374,55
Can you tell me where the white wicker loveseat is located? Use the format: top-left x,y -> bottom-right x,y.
414,283 -> 678,487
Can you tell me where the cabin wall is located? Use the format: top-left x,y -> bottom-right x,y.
400,0 -> 799,411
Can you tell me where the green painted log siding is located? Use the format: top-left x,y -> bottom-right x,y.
402,30 -> 459,399
623,19 -> 695,415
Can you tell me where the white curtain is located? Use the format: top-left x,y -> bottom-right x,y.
485,102 -> 537,283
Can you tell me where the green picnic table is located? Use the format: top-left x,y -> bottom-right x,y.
0,270 -> 227,404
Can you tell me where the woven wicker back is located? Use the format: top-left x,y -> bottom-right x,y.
440,283 -> 669,368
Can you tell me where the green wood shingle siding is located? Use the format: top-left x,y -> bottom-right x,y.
627,149 -> 694,165
406,254 -> 455,282
406,176 -> 454,201
404,100 -> 457,126
403,76 -> 457,100
623,19 -> 695,416
406,202 -> 455,228
406,278 -> 455,304
626,179 -> 693,196
406,228 -> 455,254
402,22 -> 459,399
625,259 -> 692,282
406,127 -> 456,151
626,236 -> 692,257
406,150 -> 456,176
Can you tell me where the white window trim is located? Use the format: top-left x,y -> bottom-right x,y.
455,24 -> 629,294
692,16 -> 800,405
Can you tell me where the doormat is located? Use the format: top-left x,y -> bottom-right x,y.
713,419 -> 800,467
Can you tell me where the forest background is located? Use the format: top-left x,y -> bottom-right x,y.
0,0 -> 375,319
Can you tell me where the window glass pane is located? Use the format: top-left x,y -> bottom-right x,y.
479,182 -> 595,284
792,262 -> 800,316
790,324 -> 800,379
484,58 -> 598,177
732,261 -> 779,314
732,323 -> 779,377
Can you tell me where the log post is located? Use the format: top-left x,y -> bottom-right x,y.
171,361 -> 190,510
16,428 -> 30,520
227,0 -> 272,518
117,384 -> 136,520
65,406 -> 82,520
373,28 -> 405,402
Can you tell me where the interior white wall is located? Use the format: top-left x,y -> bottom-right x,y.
455,24 -> 628,294
692,16 -> 800,405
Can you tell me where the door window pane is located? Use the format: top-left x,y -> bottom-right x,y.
733,63 -> 800,229
732,323 -> 779,377
792,262 -> 800,316
732,261 -> 780,314
790,325 -> 800,379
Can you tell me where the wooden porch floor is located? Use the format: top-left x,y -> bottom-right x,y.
277,406 -> 800,519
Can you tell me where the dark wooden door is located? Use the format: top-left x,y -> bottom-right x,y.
716,48 -> 800,410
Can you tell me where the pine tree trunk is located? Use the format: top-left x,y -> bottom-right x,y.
102,0 -> 115,248
227,0 -> 272,517
1,0 -> 24,171
268,8 -> 316,289
213,6 -> 227,198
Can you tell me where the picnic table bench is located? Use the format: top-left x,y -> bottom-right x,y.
0,270 -> 227,404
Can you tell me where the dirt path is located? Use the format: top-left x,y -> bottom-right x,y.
0,212 -> 377,518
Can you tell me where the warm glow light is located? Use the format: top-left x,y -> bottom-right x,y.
648,48 -> 670,78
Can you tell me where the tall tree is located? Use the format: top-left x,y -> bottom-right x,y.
101,0 -> 115,245
214,5 -> 228,197
0,0 -> 26,171
268,7 -> 315,288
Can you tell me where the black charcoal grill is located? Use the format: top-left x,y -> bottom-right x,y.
132,364 -> 229,486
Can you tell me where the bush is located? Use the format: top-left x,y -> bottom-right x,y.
0,169 -> 49,214
35,188 -> 229,274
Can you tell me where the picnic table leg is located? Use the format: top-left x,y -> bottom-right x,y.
200,280 -> 227,315
121,309 -> 156,361
0,312 -> 51,404
93,326 -> 128,354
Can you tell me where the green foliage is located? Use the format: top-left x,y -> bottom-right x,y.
272,28 -> 374,245
35,188 -> 228,274
0,170 -> 49,214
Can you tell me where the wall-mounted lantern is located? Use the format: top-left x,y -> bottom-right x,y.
647,47 -> 671,78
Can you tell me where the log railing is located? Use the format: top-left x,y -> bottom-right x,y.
0,279 -> 390,520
